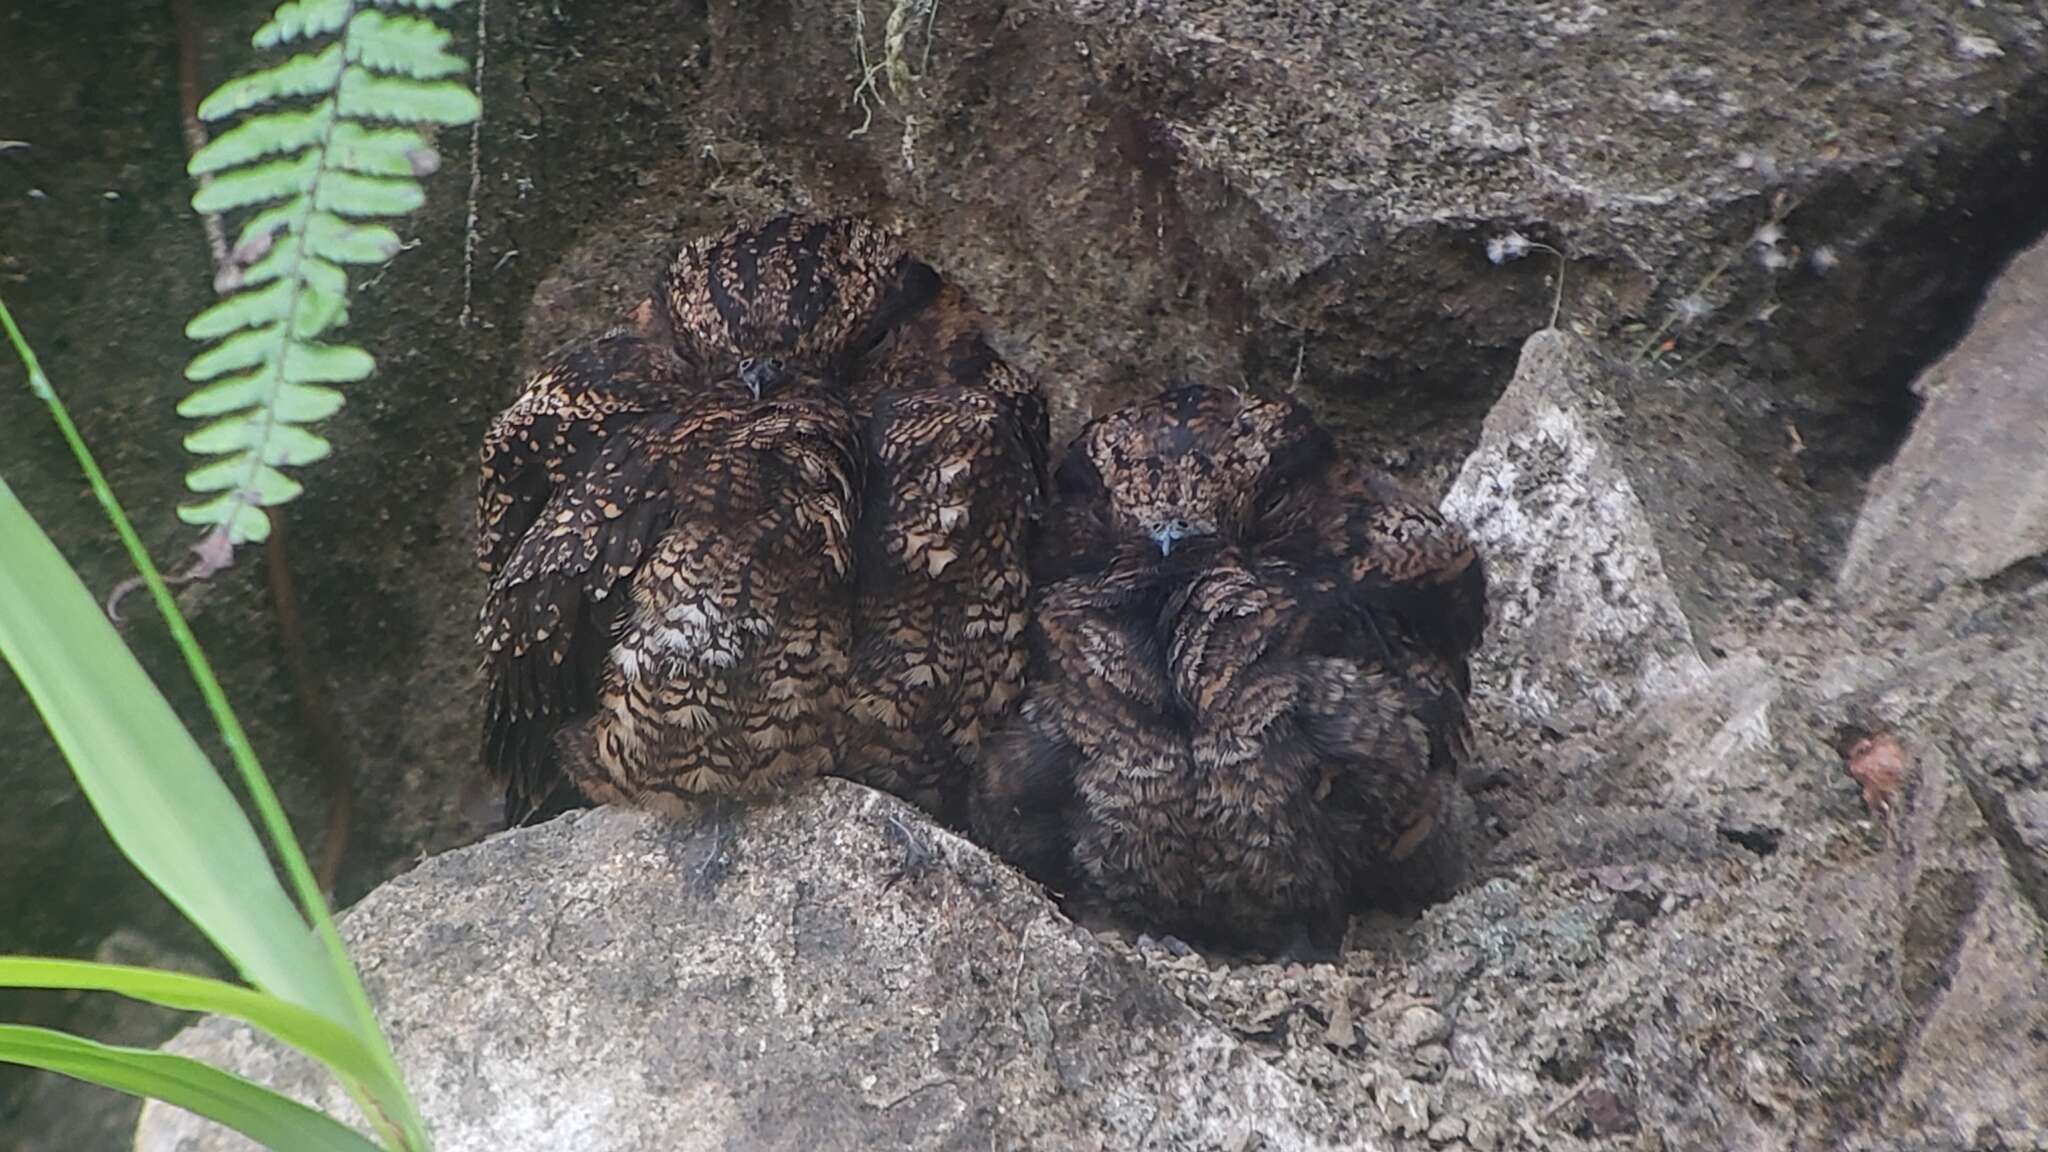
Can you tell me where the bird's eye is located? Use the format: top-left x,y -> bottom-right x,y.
739,356 -> 758,371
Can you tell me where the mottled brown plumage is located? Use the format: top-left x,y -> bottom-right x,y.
477,341 -> 862,820
971,384 -> 1486,958
477,214 -> 1046,824
649,213 -> 931,388
837,282 -> 1050,820
475,330 -> 692,819
555,380 -> 863,814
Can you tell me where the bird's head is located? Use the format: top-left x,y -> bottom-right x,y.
1053,383 -> 1330,572
650,213 -> 915,397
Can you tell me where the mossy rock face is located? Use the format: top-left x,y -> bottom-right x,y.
6,0 -> 2048,1146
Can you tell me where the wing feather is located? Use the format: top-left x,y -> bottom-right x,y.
478,409 -> 681,822
585,393 -> 863,806
840,384 -> 1044,816
837,281 -> 1051,818
475,331 -> 680,578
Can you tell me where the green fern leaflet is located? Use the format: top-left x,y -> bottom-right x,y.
181,0 -> 479,547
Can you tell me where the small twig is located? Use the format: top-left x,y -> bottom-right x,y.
1537,1078 -> 1590,1126
1541,245 -> 1566,330
459,0 -> 489,328
867,1075 -> 956,1111
1007,919 -> 1036,1001
264,515 -> 355,897
171,0 -> 230,277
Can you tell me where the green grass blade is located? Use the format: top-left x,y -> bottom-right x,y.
0,1025 -> 387,1152
0,958 -> 385,1088
0,477 -> 352,1025
1,296 -> 432,1150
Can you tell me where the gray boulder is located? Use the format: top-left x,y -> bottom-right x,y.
1839,232 -> 2048,605
134,784 -> 1352,1152
1442,330 -> 1710,738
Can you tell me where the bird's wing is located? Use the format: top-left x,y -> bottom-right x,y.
971,708 -> 1084,891
570,395 -> 862,804
970,576 -> 1166,894
1171,562 -> 1468,910
1311,461 -> 1489,685
823,279 -> 1049,815
1165,562 -> 1293,724
840,377 -> 1047,815
475,332 -> 677,579
477,410 -> 683,822
1294,649 -> 1471,909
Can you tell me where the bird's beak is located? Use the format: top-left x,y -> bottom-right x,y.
745,377 -> 762,401
1152,529 -> 1176,556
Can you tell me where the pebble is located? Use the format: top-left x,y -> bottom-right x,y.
1394,1004 -> 1451,1049
1410,1042 -> 1452,1081
1427,1115 -> 1468,1145
1373,1074 -> 1433,1138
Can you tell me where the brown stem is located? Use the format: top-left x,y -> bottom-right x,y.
263,515 -> 354,896
170,0 -> 229,274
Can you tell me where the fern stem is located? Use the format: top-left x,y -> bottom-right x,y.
0,296 -> 427,1152
262,514 -> 357,897
173,0 -> 359,908
172,0 -> 232,275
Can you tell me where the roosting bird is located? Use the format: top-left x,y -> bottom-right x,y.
476,215 -> 1047,826
836,279 -> 1049,822
970,384 -> 1486,959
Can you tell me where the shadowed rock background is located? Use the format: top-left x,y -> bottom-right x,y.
2,0 -> 2045,1148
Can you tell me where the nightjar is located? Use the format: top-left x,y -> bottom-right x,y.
477,215 -> 1047,825
970,383 -> 1486,958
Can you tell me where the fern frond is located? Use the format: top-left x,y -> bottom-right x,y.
180,0 -> 479,548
